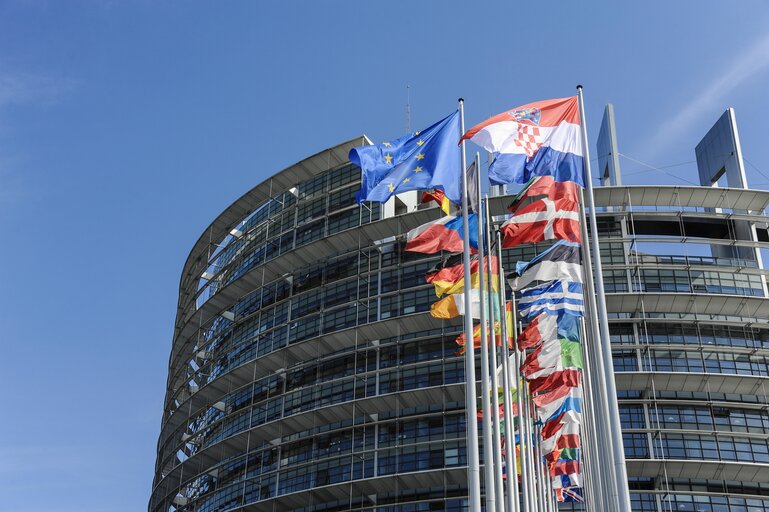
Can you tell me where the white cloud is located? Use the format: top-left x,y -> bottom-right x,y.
646,34 -> 769,153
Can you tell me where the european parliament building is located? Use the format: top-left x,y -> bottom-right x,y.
150,107 -> 769,512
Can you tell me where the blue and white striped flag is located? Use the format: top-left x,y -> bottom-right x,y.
517,280 -> 584,321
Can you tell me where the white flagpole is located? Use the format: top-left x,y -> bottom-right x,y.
576,85 -> 633,511
522,384 -> 539,512
578,317 -> 605,512
459,99 -> 482,512
475,155 -> 497,512
484,195 -> 505,512
534,425 -> 550,512
578,191 -> 615,512
495,230 -> 520,512
515,349 -> 534,512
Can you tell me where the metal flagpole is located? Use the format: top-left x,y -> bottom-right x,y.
495,230 -> 520,512
576,85 -> 633,511
522,385 -> 539,512
518,374 -> 539,512
512,336 -> 534,512
476,155 -> 498,512
484,195 -> 505,512
576,316 -> 605,512
459,99 -> 482,512
534,425 -> 550,512
578,188 -> 616,512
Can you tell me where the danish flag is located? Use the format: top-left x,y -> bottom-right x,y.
500,197 -> 581,248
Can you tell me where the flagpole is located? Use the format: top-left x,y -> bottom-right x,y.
534,425 -> 549,512
515,347 -> 533,512
578,192 -> 615,512
475,156 -> 498,512
495,230 -> 520,512
459,99 -> 483,512
522,382 -> 538,512
484,194 -> 506,512
578,317 -> 605,512
576,85 -> 633,511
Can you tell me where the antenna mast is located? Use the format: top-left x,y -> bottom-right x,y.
406,85 -> 411,132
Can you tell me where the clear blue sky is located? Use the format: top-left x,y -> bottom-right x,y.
2,2 -> 769,511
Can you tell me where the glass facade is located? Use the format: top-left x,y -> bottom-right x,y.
151,138 -> 769,512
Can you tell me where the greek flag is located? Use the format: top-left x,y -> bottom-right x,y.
517,280 -> 584,321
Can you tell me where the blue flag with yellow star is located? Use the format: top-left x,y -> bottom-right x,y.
351,111 -> 461,205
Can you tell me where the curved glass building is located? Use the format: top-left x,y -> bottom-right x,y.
151,109 -> 769,512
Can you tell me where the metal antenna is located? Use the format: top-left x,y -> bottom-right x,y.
406,85 -> 411,132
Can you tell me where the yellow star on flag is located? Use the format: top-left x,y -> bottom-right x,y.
416,153 -> 425,160
382,142 -> 392,147
387,183 -> 395,192
416,139 -> 425,146
403,178 -> 411,183
384,154 -> 393,164
414,166 -> 423,172
414,131 -> 420,136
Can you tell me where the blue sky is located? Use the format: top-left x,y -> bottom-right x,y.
1,1 -> 769,511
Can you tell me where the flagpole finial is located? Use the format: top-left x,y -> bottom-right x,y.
576,84 -> 583,91
458,97 -> 464,103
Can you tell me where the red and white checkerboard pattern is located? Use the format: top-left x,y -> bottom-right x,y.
512,124 -> 542,157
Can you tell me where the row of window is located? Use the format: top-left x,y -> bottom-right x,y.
610,323 -> 769,349
622,432 -> 769,463
163,327 -> 458,450
620,404 -> 769,433
190,439 -> 467,512
173,410 -> 466,512
613,349 -> 769,376
162,358 -> 465,470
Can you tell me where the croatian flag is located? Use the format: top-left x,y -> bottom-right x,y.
461,97 -> 584,187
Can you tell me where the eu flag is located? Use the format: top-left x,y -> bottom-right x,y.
351,111 -> 461,204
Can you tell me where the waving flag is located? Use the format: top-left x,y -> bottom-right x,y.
507,176 -> 579,213
507,241 -> 582,291
421,189 -> 452,215
529,368 -> 581,395
522,338 -> 583,380
550,460 -> 581,477
517,280 -> 585,320
430,289 -> 499,319
501,197 -> 581,248
426,254 -> 498,297
552,472 -> 583,490
556,487 -> 584,503
518,313 -> 580,350
405,214 -> 478,253
541,409 -> 582,438
461,97 -> 584,187
542,422 -> 581,462
352,111 -> 461,203
535,387 -> 582,423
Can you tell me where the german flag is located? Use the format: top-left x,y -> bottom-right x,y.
421,188 -> 452,215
